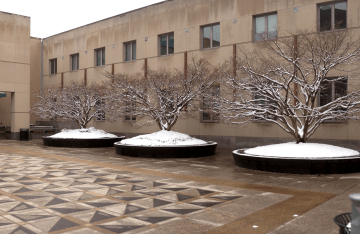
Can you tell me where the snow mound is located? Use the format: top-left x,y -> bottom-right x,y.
118,130 -> 208,146
243,142 -> 359,158
48,127 -> 118,139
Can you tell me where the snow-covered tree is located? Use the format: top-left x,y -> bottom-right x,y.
221,30 -> 360,143
31,82 -> 107,129
104,58 -> 220,131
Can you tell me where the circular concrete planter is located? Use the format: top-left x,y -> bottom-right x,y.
115,141 -> 217,158
43,136 -> 125,148
233,149 -> 360,174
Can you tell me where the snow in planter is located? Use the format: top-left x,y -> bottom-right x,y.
49,127 -> 118,139
243,142 -> 359,158
117,130 -> 208,146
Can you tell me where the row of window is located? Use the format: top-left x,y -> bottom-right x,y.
50,1 -> 347,74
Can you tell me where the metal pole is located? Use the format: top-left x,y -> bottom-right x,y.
350,193 -> 360,233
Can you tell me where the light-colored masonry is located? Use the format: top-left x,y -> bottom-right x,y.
1,0 -> 360,148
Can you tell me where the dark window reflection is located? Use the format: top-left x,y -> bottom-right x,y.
320,79 -> 332,106
203,26 -> 211,49
319,5 -> 332,31
168,34 -> 174,54
335,2 -> 347,29
160,35 -> 167,55
212,25 -> 220,47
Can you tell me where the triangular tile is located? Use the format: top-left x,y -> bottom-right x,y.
90,211 -> 116,223
70,181 -> 86,186
115,196 -> 144,202
106,189 -> 124,195
15,176 -> 33,181
78,193 -> 98,201
115,175 -> 130,180
134,216 -> 174,224
45,198 -> 68,206
30,217 -> 60,232
124,204 -> 146,215
153,182 -> 167,187
8,203 -> 35,212
13,213 -> 54,222
9,225 -> 36,234
161,187 -> 187,192
93,178 -> 109,183
49,218 -> 79,232
177,194 -> 194,201
131,185 -> 147,192
43,184 -> 61,190
15,195 -> 47,200
98,224 -> 144,233
162,209 -> 200,215
197,189 -> 215,196
51,207 -> 88,214
153,199 -> 172,208
13,187 -> 33,194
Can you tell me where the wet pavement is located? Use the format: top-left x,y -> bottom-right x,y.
0,139 -> 357,233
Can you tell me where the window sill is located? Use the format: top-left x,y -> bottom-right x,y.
253,37 -> 278,43
70,70 -> 79,73
95,65 -> 106,68
318,28 -> 347,34
201,120 -> 219,123
201,46 -> 220,51
159,54 -> 174,57
124,60 -> 136,63
49,73 -> 57,76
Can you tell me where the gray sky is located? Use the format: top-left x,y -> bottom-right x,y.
2,0 -> 164,38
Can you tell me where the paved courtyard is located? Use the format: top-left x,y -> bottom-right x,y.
0,140 -> 357,233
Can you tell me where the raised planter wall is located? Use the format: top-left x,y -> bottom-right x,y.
43,137 -> 125,148
115,142 -> 217,158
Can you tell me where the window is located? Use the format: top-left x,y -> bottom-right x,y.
125,41 -> 136,61
254,13 -> 277,42
319,77 -> 347,107
254,95 -> 277,120
125,101 -> 136,121
159,33 -> 174,55
71,54 -> 79,71
50,59 -> 57,75
202,24 -> 220,49
318,2 -> 347,32
202,85 -> 220,122
95,48 -> 105,66
95,100 -> 105,121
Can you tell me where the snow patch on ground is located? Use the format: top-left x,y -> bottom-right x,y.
118,130 -> 208,146
243,142 -> 359,158
49,127 -> 119,139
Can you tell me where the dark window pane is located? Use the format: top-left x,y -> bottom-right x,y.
168,34 -> 174,54
335,78 -> 347,100
125,43 -> 131,61
54,60 -> 57,74
267,14 -> 277,39
255,16 -> 266,41
203,26 -> 211,49
102,49 -> 105,65
160,35 -> 167,55
96,50 -> 101,66
50,61 -> 54,74
320,80 -> 332,106
77,55 -> 79,70
202,112 -> 211,121
132,42 -> 136,60
335,2 -> 347,29
212,25 -> 220,47
319,5 -> 332,31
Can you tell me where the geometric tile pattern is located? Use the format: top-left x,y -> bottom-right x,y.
0,153 -> 292,233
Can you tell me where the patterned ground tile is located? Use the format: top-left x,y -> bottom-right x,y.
97,217 -> 148,233
188,198 -> 224,208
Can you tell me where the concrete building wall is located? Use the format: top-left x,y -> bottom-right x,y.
0,11 -> 31,139
30,37 -> 42,125
40,0 -> 360,148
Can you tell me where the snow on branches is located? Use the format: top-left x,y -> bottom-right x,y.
221,29 -> 360,143
31,82 -> 108,129
104,58 -> 220,131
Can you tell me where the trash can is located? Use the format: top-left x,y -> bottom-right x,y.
20,129 -> 29,141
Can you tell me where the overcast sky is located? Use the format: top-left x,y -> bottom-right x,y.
1,0 -> 164,38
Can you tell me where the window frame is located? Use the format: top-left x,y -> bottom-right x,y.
253,94 -> 277,122
159,33 -> 174,56
95,99 -> 106,122
70,53 -> 79,71
124,41 -> 137,62
49,58 -> 57,75
201,85 -> 220,123
253,12 -> 278,42
317,1 -> 347,32
95,48 -> 105,67
201,23 -> 220,50
318,77 -> 348,106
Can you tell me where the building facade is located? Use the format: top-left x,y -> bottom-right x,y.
1,0 -> 360,149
